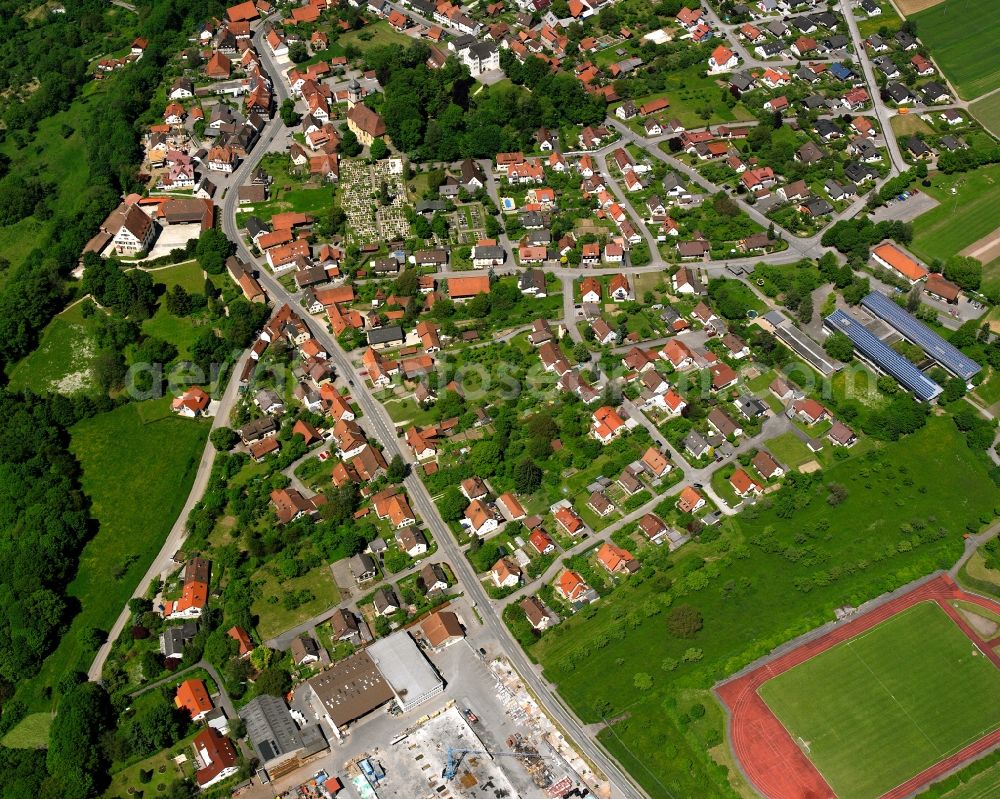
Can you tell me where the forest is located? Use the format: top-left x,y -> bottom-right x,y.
0,0 -> 230,371
362,43 -> 605,162
0,391 -> 99,707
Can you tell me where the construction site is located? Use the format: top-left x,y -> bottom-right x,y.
260,611 -> 606,799
341,702 -> 591,799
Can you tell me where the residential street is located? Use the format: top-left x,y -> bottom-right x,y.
217,26 -> 649,798
81,8 -> 996,798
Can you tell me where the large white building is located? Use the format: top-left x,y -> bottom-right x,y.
460,42 -> 499,76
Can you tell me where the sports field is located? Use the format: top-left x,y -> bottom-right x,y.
759,602 -> 1000,799
911,0 -> 1000,99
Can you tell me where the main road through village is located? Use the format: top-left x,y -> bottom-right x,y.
90,8 -> 941,797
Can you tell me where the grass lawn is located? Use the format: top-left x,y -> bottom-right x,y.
102,731 -> 198,799
617,69 -> 755,131
0,712 -> 53,749
383,396 -> 437,427
710,466 -> 741,508
830,364 -> 888,409
252,563 -> 341,640
856,2 -> 901,38
973,369 -> 1000,407
143,260 -> 205,294
763,432 -> 815,469
937,761 -> 1000,799
529,418 -> 999,799
141,302 -> 213,362
237,185 -> 334,227
969,92 -> 1000,139
760,602 -> 1000,799
15,398 -> 209,711
890,113 -> 934,138
7,301 -> 101,394
957,547 -> 1000,600
139,260 -> 216,359
909,164 -> 1000,265
911,0 -> 1000,100
339,21 -> 415,52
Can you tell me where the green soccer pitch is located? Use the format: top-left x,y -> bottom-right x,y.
758,602 -> 1000,799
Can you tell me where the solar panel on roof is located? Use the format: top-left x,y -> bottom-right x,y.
860,292 -> 980,381
824,309 -> 942,401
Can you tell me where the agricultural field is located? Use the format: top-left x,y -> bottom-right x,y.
530,418 -> 1000,799
969,92 -> 1000,139
911,0 -> 1000,99
909,163 -> 1000,264
14,398 -> 209,711
760,602 -> 1000,799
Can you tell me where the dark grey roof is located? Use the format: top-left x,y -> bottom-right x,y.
885,82 -> 915,102
519,269 -> 546,292
160,622 -> 198,659
815,119 -> 841,138
245,216 -> 269,238
797,141 -> 826,163
802,197 -> 833,216
367,325 -> 405,346
844,161 -> 877,183
371,257 -> 400,272
684,430 -> 710,455
922,81 -> 950,101
239,694 -> 303,766
473,244 -> 505,259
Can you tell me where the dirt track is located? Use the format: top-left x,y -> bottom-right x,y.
960,226 -> 1000,264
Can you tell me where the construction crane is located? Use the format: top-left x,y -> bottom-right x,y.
442,746 -> 552,780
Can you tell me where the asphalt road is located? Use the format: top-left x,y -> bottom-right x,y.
219,25 -> 651,799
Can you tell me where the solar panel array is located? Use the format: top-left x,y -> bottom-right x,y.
825,309 -> 943,401
860,291 -> 981,381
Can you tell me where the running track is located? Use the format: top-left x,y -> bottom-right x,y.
716,574 -> 1000,799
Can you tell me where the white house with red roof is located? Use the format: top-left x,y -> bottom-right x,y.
592,406 -> 626,444
708,44 -> 738,74
171,386 -> 211,417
